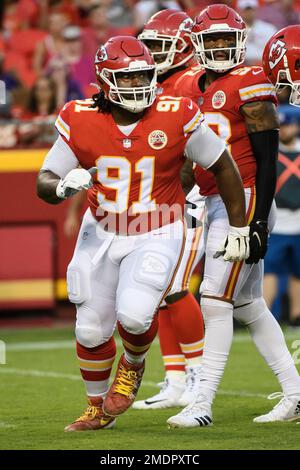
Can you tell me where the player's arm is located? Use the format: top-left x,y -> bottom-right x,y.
180,159 -> 195,195
37,169 -> 63,205
185,125 -> 249,261
209,149 -> 247,228
240,100 -> 279,263
37,135 -> 94,205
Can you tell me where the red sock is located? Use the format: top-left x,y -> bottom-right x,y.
168,292 -> 204,366
77,337 -> 116,397
158,307 -> 185,373
118,314 -> 158,362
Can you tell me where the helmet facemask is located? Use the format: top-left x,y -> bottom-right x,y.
275,57 -> 300,107
192,28 -> 247,73
275,70 -> 300,107
96,61 -> 157,113
139,30 -> 193,75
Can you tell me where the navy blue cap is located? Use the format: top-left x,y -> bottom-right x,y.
279,111 -> 299,126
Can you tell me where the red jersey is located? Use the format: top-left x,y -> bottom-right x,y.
174,65 -> 278,196
156,66 -> 202,96
55,96 -> 203,234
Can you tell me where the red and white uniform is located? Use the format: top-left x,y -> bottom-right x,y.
175,65 -> 277,303
42,95 -> 224,340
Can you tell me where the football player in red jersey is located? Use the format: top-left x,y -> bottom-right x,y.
262,25 -> 300,107
37,36 -> 249,431
132,9 -> 206,410
62,9 -> 199,241
138,9 -> 197,95
168,5 -> 300,428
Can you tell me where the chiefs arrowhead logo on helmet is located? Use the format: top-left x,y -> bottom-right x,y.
95,45 -> 108,64
269,40 -> 287,70
179,17 -> 194,33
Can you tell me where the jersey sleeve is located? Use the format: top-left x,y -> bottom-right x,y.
182,97 -> 204,136
41,135 -> 79,178
234,67 -> 278,111
55,101 -> 75,149
184,124 -> 226,169
182,96 -> 225,168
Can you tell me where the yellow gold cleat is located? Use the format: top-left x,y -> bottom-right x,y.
64,396 -> 116,431
103,354 -> 145,417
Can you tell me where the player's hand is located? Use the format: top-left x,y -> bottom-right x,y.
214,226 -> 250,262
56,167 -> 97,199
245,220 -> 269,264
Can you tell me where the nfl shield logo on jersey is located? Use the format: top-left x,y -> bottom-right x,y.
123,138 -> 132,149
212,91 -> 226,109
148,130 -> 168,150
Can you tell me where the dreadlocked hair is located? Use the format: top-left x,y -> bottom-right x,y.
90,90 -> 111,113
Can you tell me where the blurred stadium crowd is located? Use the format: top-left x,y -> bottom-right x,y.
0,0 -> 300,325
1,0 -> 300,148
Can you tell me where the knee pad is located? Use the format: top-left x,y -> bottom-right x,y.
67,252 -> 92,304
233,297 -> 266,326
75,326 -> 104,348
118,312 -> 149,335
75,302 -> 116,347
200,296 -> 233,322
117,287 -> 158,334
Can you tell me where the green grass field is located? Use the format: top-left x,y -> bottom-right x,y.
0,326 -> 300,450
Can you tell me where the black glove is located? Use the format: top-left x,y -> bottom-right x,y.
245,220 -> 269,264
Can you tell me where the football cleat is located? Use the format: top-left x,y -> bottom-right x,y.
253,392 -> 300,423
178,365 -> 202,407
132,378 -> 185,409
64,396 -> 116,431
167,396 -> 212,428
103,354 -> 145,417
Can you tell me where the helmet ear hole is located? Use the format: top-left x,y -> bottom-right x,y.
295,59 -> 300,71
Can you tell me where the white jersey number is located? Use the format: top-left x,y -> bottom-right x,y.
96,156 -> 157,214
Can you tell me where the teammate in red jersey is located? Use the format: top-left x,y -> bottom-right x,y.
37,35 -> 248,431
168,4 -> 300,428
262,25 -> 300,107
138,9 -> 197,95
132,9 -> 206,410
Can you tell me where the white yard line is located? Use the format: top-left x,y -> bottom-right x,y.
0,367 -> 81,381
4,330 -> 300,352
0,367 -> 268,399
6,340 -> 75,352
